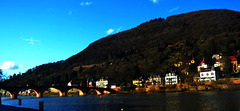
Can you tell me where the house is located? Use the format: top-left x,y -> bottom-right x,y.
96,77 -> 118,88
165,72 -> 179,85
214,59 -> 224,71
197,58 -> 208,72
230,56 -> 238,71
20,89 -> 31,95
87,79 -> 95,87
147,75 -> 162,85
181,68 -> 189,75
199,68 -> 221,82
107,79 -> 119,89
212,53 -> 223,70
174,58 -> 195,67
193,76 -> 201,83
174,61 -> 183,67
213,55 -> 238,72
67,80 -> 72,86
212,53 -> 223,60
96,78 -> 108,88
189,58 -> 195,65
133,77 -> 144,86
238,64 -> 240,71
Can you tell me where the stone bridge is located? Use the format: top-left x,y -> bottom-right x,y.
0,86 -> 116,99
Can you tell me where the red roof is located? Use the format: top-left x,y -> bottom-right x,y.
188,58 -> 195,62
230,56 -> 237,61
200,58 -> 205,64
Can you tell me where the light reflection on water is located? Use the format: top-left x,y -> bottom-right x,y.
2,91 -> 240,111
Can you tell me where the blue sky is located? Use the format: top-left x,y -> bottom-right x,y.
0,0 -> 240,77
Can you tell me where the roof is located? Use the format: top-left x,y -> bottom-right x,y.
200,69 -> 214,72
200,58 -> 205,65
230,56 -> 237,61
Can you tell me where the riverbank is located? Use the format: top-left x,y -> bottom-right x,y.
129,79 -> 240,94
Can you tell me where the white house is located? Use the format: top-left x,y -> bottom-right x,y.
148,75 -> 161,85
199,69 -> 218,82
214,61 -> 222,67
67,80 -> 72,86
165,72 -> 179,85
21,89 -> 31,94
96,78 -> 108,88
197,58 -> 208,72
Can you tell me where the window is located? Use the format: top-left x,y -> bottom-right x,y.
206,73 -> 209,76
201,74 -> 204,76
211,73 -> 214,75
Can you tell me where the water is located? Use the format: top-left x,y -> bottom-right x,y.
2,91 -> 240,111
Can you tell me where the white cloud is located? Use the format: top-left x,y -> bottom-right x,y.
169,7 -> 180,13
117,26 -> 123,33
106,28 -> 114,35
80,1 -> 92,6
0,61 -> 22,70
150,0 -> 159,4
22,37 -> 40,45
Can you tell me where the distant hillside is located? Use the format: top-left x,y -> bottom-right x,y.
3,9 -> 240,86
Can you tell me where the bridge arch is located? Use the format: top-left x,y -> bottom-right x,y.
19,89 -> 37,97
88,89 -> 101,95
0,89 -> 15,99
48,87 -> 65,97
67,88 -> 85,96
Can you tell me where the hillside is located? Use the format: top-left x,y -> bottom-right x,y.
3,9 -> 240,86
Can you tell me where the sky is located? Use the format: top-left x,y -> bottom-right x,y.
0,0 -> 240,77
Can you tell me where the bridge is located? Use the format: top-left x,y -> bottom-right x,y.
0,86 -> 116,99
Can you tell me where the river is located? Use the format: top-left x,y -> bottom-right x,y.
2,91 -> 240,111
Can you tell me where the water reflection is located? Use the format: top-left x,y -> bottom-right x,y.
1,91 -> 240,111
165,93 -> 181,111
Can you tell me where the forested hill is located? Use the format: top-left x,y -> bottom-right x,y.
3,9 -> 240,86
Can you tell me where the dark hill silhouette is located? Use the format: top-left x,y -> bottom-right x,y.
3,9 -> 240,86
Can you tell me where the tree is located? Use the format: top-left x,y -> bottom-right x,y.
0,69 -> 2,76
223,57 -> 233,76
0,69 -> 3,81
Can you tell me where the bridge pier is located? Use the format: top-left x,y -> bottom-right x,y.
59,91 -> 67,97
36,92 -> 44,98
103,90 -> 111,94
10,93 -> 18,99
96,91 -> 102,95
79,92 -> 86,96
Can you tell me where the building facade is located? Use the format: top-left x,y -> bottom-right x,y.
165,72 -> 179,85
199,69 -> 219,82
147,75 -> 162,85
96,78 -> 108,88
197,58 -> 208,72
133,78 -> 144,86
